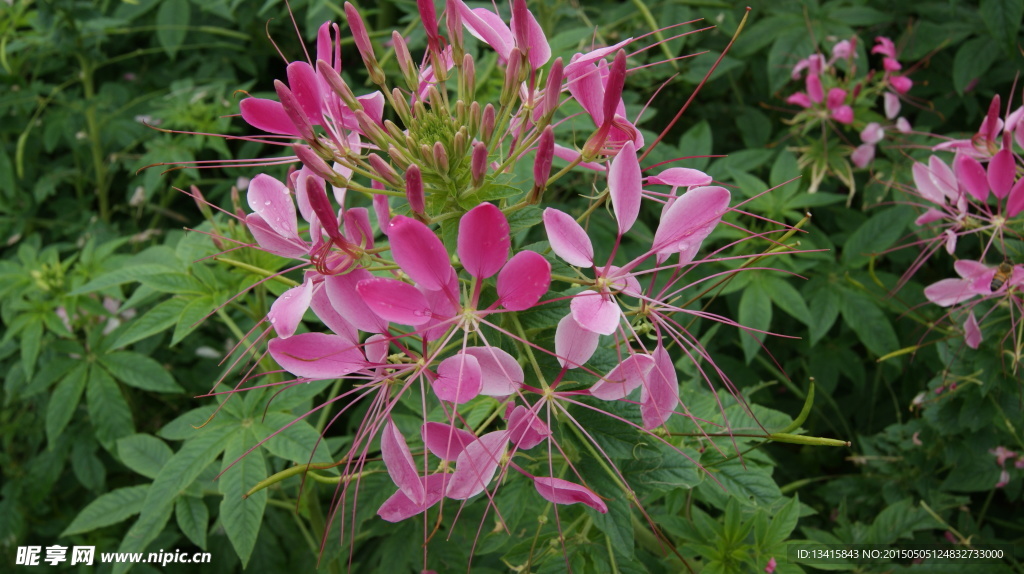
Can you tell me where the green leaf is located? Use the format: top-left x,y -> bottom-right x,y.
763,275 -> 812,327
735,107 -> 772,149
738,278 -> 772,364
138,271 -> 206,294
980,0 -> 1024,55
71,441 -> 106,491
806,278 -> 840,346
61,485 -> 149,536
219,430 -> 267,568
952,37 -> 1000,95
458,183 -> 521,210
678,120 -> 713,171
70,264 -> 178,295
86,365 -> 134,451
841,206 -> 912,268
112,297 -> 190,349
255,412 -> 335,466
158,405 -> 224,440
827,6 -> 889,25
20,319 -> 42,380
45,364 -> 89,446
175,496 -> 209,549
157,0 -> 190,59
171,295 -> 215,345
760,495 -> 800,549
839,291 -> 898,358
507,205 -> 543,236
770,150 -> 801,190
99,351 -> 183,393
701,459 -> 782,508
118,434 -> 174,479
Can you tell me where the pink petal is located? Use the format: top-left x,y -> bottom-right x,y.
608,140 -> 642,234
286,61 -> 323,124
944,229 -> 957,255
543,208 -> 594,267
831,105 -> 854,125
554,314 -> 599,368
553,144 -> 607,171
378,473 -> 447,523
422,422 -> 476,461
247,174 -> 299,240
497,251 -> 551,311
570,290 -> 619,335
924,278 -> 976,307
454,1 -> 514,61
364,333 -> 390,365
954,259 -> 990,280
433,354 -> 483,404
246,213 -> 308,258
914,208 -> 946,226
418,272 -> 460,342
462,346 -> 524,396
786,92 -> 813,108
647,167 -> 712,188
533,476 -> 607,513
267,279 -> 313,338
446,430 -> 510,500
387,216 -> 455,292
381,421 -> 425,504
640,345 -> 678,429
507,405 -> 550,450
928,156 -> 959,201
851,143 -> 875,168
268,333 -> 365,379
964,311 -> 982,349
884,92 -> 901,120
652,186 -> 731,263
912,161 -> 945,205
806,74 -> 823,103
308,280 -> 358,343
344,207 -> 374,249
988,148 -> 1015,198
954,153 -> 990,201
373,194 -> 391,232
589,353 -> 655,400
566,60 -> 605,124
861,122 -> 884,145
896,117 -> 912,133
509,2 -> 551,69
459,203 -> 510,279
889,76 -> 912,94
357,277 -> 433,326
1008,176 -> 1024,217
826,87 -> 847,111
239,97 -> 298,136
325,269 -> 390,333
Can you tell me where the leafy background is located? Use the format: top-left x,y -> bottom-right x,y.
1,0 -> 1023,572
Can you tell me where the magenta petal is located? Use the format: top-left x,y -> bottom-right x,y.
246,213 -> 308,258
268,333 -> 365,379
590,353 -> 655,400
247,174 -> 299,240
608,140 -> 642,234
964,312 -> 982,349
566,60 -> 605,124
325,269 -> 390,333
543,208 -> 594,267
647,167 -> 712,188
570,290 -> 619,335
286,61 -> 323,124
364,334 -> 389,365
1007,176 -> 1024,217
433,354 -> 483,404
381,421 -> 426,504
988,148 -> 1015,198
462,346 -> 524,396
924,278 -> 976,307
954,259 -> 989,280
446,430 -> 509,500
912,161 -> 945,205
928,156 -> 959,201
459,203 -> 511,279
507,405 -> 550,450
373,194 -> 391,232
954,153 -> 990,201
309,281 -> 358,343
554,314 -> 599,369
497,251 -> 551,311
533,476 -> 607,513
455,1 -> 514,61
378,473 -> 447,523
851,144 -> 875,169
510,2 -> 551,69
267,280 -> 313,338
640,345 -> 678,429
357,277 -> 433,326
239,97 -> 298,135
388,216 -> 454,291
652,186 -> 731,263
914,208 -> 945,226
422,422 -> 476,461
553,144 -> 606,171
419,272 -> 460,342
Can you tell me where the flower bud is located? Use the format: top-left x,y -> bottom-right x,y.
392,31 -> 419,91
601,50 -> 627,124
533,125 -> 554,192
471,141 -> 488,188
384,119 -> 406,142
388,145 -> 413,171
427,85 -> 445,112
542,57 -> 563,120
445,0 -> 464,61
293,144 -> 338,184
454,100 -> 466,125
453,128 -> 468,158
418,0 -> 440,52
469,101 -> 481,136
275,80 -> 317,143
482,103 -> 496,143
461,53 -> 476,102
354,109 -> 390,148
368,153 -> 402,187
317,60 -> 362,111
420,143 -> 434,166
433,142 -> 449,173
405,164 -> 425,214
190,185 -> 213,220
391,87 -> 413,123
306,175 -> 344,242
501,48 -> 523,107
345,2 -> 386,86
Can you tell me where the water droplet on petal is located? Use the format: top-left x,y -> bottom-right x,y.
264,200 -> 272,206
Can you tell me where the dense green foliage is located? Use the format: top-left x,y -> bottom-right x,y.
2,0 -> 1022,572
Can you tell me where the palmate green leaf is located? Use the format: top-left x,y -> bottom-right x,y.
99,351 -> 183,393
117,434 -> 174,480
457,182 -> 521,210
113,424 -> 235,574
156,0 -> 190,59
678,120 -> 712,171
699,458 -> 782,509
112,297 -> 190,349
157,404 -> 222,440
61,485 -> 149,536
763,275 -> 813,327
841,206 -> 912,268
980,0 -> 1024,55
757,495 -> 800,549
838,291 -> 898,359
137,271 -> 206,295
738,278 -> 772,364
70,264 -> 177,295
171,294 -> 215,345
254,411 -> 335,467
805,277 -> 840,346
175,496 -> 209,549
45,363 -> 89,446
865,498 -> 940,543
86,365 -> 134,451
219,430 -> 268,568
952,37 -> 1000,95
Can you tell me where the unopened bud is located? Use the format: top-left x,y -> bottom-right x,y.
388,145 -> 413,170
354,109 -> 389,148
317,60 -> 362,111
391,88 -> 413,123
471,141 -> 488,188
469,101 -> 481,136
306,175 -> 344,242
345,2 -> 386,85
501,48 -> 523,107
190,185 -> 213,219
453,128 -> 468,158
275,80 -> 317,143
367,153 -> 401,187
293,144 -> 338,183
533,125 -> 554,192
413,99 -> 429,122
461,53 -> 476,102
445,0 -> 464,61
420,143 -> 434,166
482,103 -> 496,143
418,0 -> 440,52
405,164 -> 425,214
455,100 -> 466,125
542,57 -> 563,120
601,50 -> 627,125
433,142 -> 449,173
384,119 -> 406,142
427,85 -> 445,112
392,32 -> 418,91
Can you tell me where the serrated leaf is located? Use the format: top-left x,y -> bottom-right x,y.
118,434 -> 174,479
71,441 -> 106,491
100,351 -> 182,393
952,37 -> 999,95
678,120 -> 713,171
61,485 -> 149,536
738,279 -> 772,364
507,205 -> 543,236
87,365 -> 134,451
157,0 -> 190,59
20,319 -> 42,380
112,297 -> 189,349
175,496 -> 209,549
841,206 -> 912,268
702,459 -> 782,508
255,412 -> 334,466
45,364 -> 89,446
219,431 -> 267,568
458,182 -> 521,210
980,0 -> 1024,55
764,275 -> 812,327
806,278 -> 840,346
839,291 -> 898,358
171,295 -> 215,345
138,271 -> 206,294
70,264 -> 178,295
